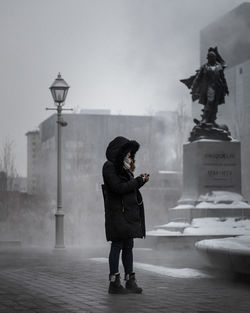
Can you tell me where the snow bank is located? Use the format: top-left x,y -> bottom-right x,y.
147,217 -> 250,237
198,191 -> 245,204
147,229 -> 182,236
162,222 -> 190,228
153,221 -> 190,229
171,204 -> 195,210
169,191 -> 250,210
184,217 -> 250,235
196,235 -> 250,254
196,201 -> 250,209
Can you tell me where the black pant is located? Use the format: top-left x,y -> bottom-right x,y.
109,238 -> 134,276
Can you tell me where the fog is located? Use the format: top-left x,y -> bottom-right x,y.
0,0 -> 246,176
0,0 -> 249,250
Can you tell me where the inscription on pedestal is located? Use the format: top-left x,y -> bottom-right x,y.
181,141 -> 242,204
202,152 -> 237,190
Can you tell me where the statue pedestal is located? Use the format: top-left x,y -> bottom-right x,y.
169,140 -> 250,223
180,140 -> 241,205
147,139 -> 250,245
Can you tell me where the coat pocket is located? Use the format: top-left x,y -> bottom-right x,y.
122,203 -> 140,223
121,192 -> 141,222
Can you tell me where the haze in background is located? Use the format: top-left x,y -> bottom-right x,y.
0,0 -> 247,175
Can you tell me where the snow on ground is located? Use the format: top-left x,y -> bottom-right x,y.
196,235 -> 250,254
171,204 -> 195,210
172,192 -> 250,210
89,258 -> 211,279
184,217 -> 250,235
147,217 -> 250,236
148,190 -> 250,236
196,201 -> 250,209
133,262 -> 211,279
147,229 -> 183,236
160,222 -> 190,228
198,191 -> 245,204
134,248 -> 153,251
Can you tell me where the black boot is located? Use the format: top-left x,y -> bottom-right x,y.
125,273 -> 143,294
108,273 -> 129,294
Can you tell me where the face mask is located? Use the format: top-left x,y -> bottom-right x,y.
124,156 -> 132,164
123,155 -> 132,170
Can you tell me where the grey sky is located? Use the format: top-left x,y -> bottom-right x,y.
0,0 -> 247,176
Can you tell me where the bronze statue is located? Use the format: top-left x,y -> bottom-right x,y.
181,47 -> 231,141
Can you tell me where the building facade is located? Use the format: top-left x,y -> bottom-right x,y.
200,3 -> 250,68
26,130 -> 40,194
26,111 -> 190,244
35,111 -> 191,195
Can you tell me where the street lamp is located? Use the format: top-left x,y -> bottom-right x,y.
46,73 -> 72,248
50,73 -> 70,105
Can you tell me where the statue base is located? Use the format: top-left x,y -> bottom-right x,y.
189,122 -> 232,142
170,139 -> 250,222
147,139 -> 250,246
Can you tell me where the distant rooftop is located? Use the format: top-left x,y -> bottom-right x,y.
26,130 -> 40,136
80,109 -> 111,115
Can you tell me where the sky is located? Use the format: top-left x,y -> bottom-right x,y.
0,0 -> 248,176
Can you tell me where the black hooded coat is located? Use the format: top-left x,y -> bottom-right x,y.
102,136 -> 146,242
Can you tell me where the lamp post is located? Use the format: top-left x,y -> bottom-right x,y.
46,73 -> 72,248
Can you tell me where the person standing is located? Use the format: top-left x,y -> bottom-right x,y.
102,136 -> 149,294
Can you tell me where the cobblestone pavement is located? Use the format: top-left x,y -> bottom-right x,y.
0,245 -> 249,313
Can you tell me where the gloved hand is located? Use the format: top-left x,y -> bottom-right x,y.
140,173 -> 150,183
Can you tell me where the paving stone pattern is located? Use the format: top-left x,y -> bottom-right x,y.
0,247 -> 249,313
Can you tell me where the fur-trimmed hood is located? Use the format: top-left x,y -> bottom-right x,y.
106,136 -> 140,172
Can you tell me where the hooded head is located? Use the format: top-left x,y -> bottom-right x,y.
207,50 -> 216,64
106,136 -> 140,173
